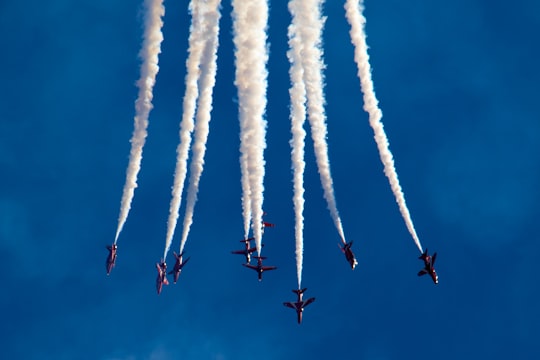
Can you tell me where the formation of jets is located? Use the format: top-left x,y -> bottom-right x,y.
105,213 -> 439,323
233,214 -> 278,282
418,248 -> 438,284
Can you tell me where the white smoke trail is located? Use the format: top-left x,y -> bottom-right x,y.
239,119 -> 252,240
114,0 -> 165,244
179,0 -> 222,255
345,0 -> 423,253
232,0 -> 269,254
301,0 -> 347,244
287,0 -> 308,289
162,0 -> 208,260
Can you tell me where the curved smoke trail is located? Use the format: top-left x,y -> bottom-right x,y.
232,0 -> 269,254
302,0 -> 347,244
179,0 -> 222,255
287,0 -> 308,289
345,0 -> 423,253
114,0 -> 165,244
162,0 -> 208,260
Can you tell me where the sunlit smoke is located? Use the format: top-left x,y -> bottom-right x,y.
232,0 -> 269,254
179,0 -> 222,254
162,0 -> 209,260
302,0 -> 347,244
345,0 -> 423,253
114,0 -> 165,244
287,0 -> 308,290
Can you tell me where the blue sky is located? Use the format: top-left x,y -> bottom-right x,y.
1,0 -> 539,359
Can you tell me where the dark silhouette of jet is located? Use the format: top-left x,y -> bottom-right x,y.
418,249 -> 438,284
156,261 -> 169,294
283,288 -> 316,324
105,244 -> 117,275
231,237 -> 265,264
242,256 -> 277,281
339,241 -> 358,270
168,251 -> 190,284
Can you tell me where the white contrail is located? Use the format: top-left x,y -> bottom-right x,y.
114,0 -> 165,244
179,0 -> 222,255
345,0 -> 423,253
301,0 -> 347,244
287,0 -> 308,289
162,0 -> 208,260
232,0 -> 269,254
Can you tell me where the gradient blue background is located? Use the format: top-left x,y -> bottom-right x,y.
1,0 -> 539,359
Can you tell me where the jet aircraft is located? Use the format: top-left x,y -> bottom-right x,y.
283,288 -> 316,324
418,248 -> 438,284
242,256 -> 277,281
168,251 -> 190,284
339,240 -> 358,270
261,212 -> 275,233
105,244 -> 117,275
231,237 -> 264,264
156,261 -> 169,294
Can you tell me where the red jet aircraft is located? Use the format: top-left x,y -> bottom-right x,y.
261,212 -> 275,233
105,244 -> 117,275
242,256 -> 277,281
418,248 -> 438,284
156,261 -> 169,294
283,288 -> 316,324
168,251 -> 190,284
339,241 -> 358,270
231,237 -> 264,264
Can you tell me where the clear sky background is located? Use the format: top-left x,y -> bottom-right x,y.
1,0 -> 539,359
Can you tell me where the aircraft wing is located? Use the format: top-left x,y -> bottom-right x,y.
431,252 -> 437,266
283,302 -> 295,309
417,269 -> 428,276
303,297 -> 316,307
262,266 -> 277,271
242,264 -> 258,271
231,250 -> 246,255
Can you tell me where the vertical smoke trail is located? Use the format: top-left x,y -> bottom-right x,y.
179,0 -> 222,254
162,0 -> 208,260
239,120 -> 252,240
287,0 -> 308,289
114,0 -> 165,244
344,0 -> 423,253
232,0 -> 269,254
302,0 -> 347,243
